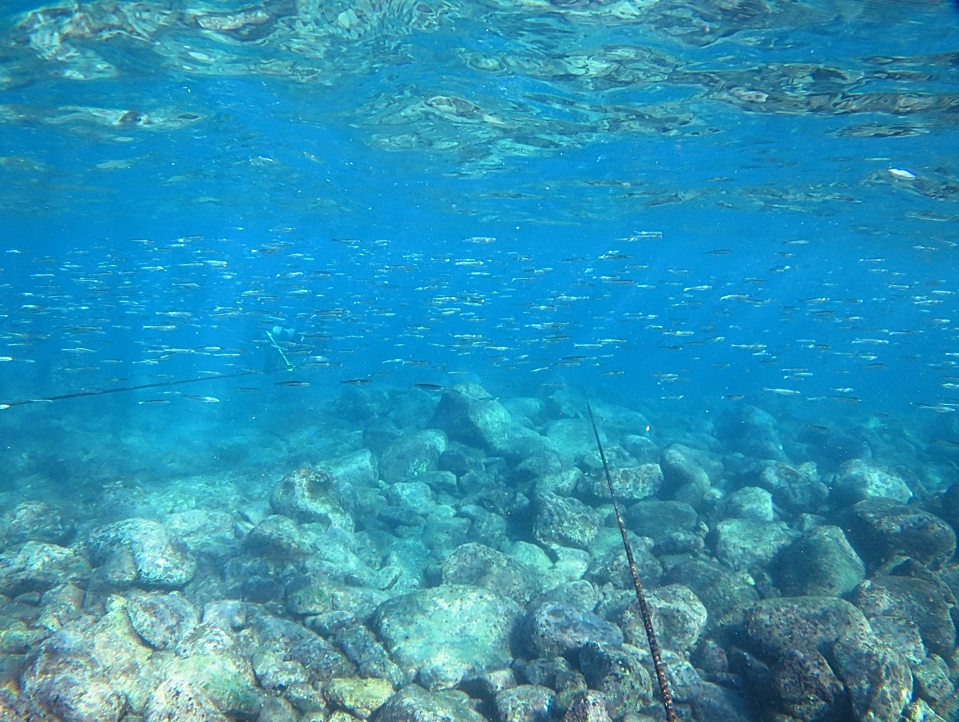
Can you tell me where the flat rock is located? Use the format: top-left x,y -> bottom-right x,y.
373,585 -> 521,689
714,519 -> 797,572
87,518 -> 196,590
377,686 -> 487,722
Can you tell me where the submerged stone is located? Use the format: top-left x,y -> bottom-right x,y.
429,383 -> 511,450
833,458 -> 913,505
270,466 -> 355,531
842,497 -> 956,569
87,518 -> 196,590
373,585 -> 521,689
771,525 -> 865,597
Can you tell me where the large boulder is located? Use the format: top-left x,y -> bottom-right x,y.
379,430 -> 448,484
842,498 -> 955,569
269,466 -> 355,532
429,383 -> 511,450
832,459 -> 912,505
87,519 -> 196,590
373,585 -> 522,689
771,525 -> 865,597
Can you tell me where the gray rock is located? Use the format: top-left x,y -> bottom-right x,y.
833,458 -> 913,504
758,461 -> 829,514
495,685 -> 554,722
743,596 -> 872,658
854,575 -> 956,657
913,655 -> 954,706
429,383 -> 511,450
843,498 -> 955,569
577,464 -> 663,504
624,500 -> 697,542
718,405 -> 788,462
0,541 -> 89,597
524,602 -> 624,658
88,518 -> 196,590
2,501 -> 74,546
269,466 -> 355,531
771,525 -> 865,597
620,584 -> 707,653
833,629 -> 913,722
377,686 -> 487,722
126,591 -> 198,650
380,430 -> 448,483
442,543 -> 542,605
535,468 -> 583,497
532,492 -> 600,551
544,419 -> 595,463
725,487 -> 774,522
714,519 -> 797,572
318,449 -> 378,489
661,444 -> 712,506
387,481 -> 435,511
144,676 -> 229,722
587,535 -> 662,591
374,585 -> 521,689
243,515 -> 306,560
622,435 -> 660,465
332,624 -> 407,687
578,643 -> 652,719
663,557 -> 759,622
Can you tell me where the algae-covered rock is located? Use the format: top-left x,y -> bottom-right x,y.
88,518 -> 196,590
758,460 -> 829,514
270,466 -> 355,532
495,684 -> 554,722
430,383 -> 511,450
624,500 -> 698,542
325,677 -> 395,719
144,676 -> 229,722
578,643 -> 652,719
842,498 -> 955,569
771,525 -> 865,597
126,590 -> 198,650
714,518 -> 797,571
532,492 -> 600,551
833,629 -> 913,722
620,584 -> 707,653
577,464 -> 663,503
725,486 -> 774,522
380,430 -> 448,483
0,540 -> 90,597
442,542 -> 542,605
373,584 -> 521,689
377,685 -> 487,722
854,575 -> 956,657
833,458 -> 913,505
524,601 -> 624,658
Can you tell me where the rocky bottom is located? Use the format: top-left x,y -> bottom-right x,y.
2,382 -> 959,722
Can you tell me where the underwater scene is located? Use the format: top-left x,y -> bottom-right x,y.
2,0 -> 959,720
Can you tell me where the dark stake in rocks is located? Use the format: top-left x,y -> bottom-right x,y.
585,399 -> 677,722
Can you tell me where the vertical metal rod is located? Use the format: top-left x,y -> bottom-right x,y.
586,398 -> 677,722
